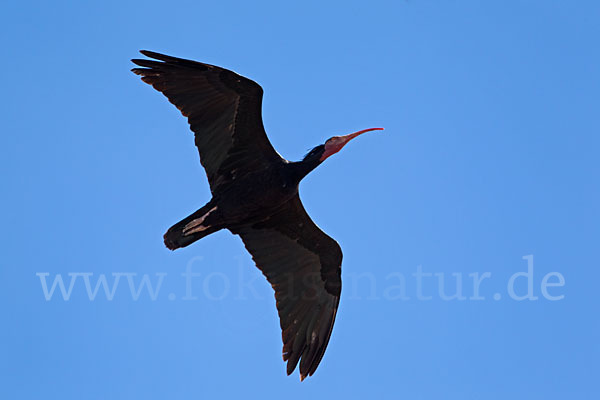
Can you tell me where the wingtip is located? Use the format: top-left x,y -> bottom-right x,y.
300,374 -> 307,382
138,50 -> 167,61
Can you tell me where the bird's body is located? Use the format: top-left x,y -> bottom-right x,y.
216,162 -> 300,220
165,159 -> 308,249
131,50 -> 382,380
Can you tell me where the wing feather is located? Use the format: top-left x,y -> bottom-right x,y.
131,50 -> 284,192
231,194 -> 342,379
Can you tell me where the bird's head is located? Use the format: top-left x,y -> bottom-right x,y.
303,127 -> 384,165
320,127 -> 384,162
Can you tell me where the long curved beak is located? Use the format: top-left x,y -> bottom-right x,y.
343,127 -> 385,142
320,127 -> 384,161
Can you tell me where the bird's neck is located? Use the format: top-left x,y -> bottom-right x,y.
286,159 -> 322,184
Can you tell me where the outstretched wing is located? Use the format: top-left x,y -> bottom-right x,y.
131,50 -> 285,192
230,194 -> 342,380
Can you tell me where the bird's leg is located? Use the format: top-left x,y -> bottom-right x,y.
163,201 -> 222,250
183,206 -> 218,235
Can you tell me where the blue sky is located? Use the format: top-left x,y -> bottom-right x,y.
1,0 -> 598,398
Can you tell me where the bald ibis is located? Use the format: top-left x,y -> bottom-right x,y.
131,51 -> 382,380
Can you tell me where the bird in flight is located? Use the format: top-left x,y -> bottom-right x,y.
131,51 -> 382,380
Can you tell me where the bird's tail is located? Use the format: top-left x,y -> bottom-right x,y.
164,201 -> 222,250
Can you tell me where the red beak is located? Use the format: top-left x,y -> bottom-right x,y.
320,127 -> 384,161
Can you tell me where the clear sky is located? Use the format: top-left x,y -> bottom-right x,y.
1,0 -> 598,398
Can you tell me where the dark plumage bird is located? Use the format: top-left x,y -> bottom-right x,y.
131,50 -> 382,380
